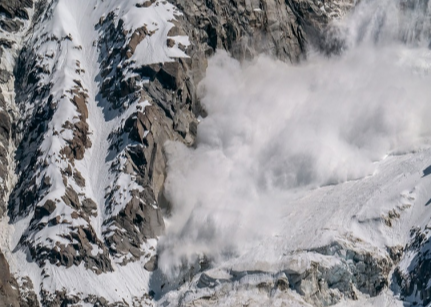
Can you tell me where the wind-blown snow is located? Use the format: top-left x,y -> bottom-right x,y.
159,0 -> 431,276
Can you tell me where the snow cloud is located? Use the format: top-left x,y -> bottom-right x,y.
158,0 -> 431,274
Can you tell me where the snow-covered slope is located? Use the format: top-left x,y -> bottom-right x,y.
2,0 -> 431,306
155,0 -> 431,306
3,0 -> 192,304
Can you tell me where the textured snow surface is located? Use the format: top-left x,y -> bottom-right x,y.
18,0 -> 188,250
161,1 -> 431,267
4,0 -> 431,305
3,0 -> 188,304
157,0 -> 431,305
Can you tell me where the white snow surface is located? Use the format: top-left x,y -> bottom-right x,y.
4,0 -> 431,305
158,0 -> 431,305
3,0 -> 188,304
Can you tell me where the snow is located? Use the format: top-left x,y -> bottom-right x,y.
124,1 -> 189,66
157,0 -> 431,305
2,0 -> 189,304
12,248 -> 153,303
0,0 -> 37,298
334,292 -> 404,307
3,0 -> 431,305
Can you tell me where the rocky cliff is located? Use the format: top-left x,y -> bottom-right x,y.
0,0 -> 357,304
2,0 -> 431,306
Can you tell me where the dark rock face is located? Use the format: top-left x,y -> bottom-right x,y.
41,289 -> 153,307
0,0 -> 32,20
7,0 -> 115,276
0,90 -> 11,217
61,89 -> 92,161
0,251 -> 39,307
170,0 -> 305,62
93,0 -> 356,269
18,276 -> 39,307
169,0 -> 355,63
0,0 -> 34,217
393,227 -> 431,306
0,250 -> 20,307
95,8 -> 197,264
0,0 -> 358,304
0,1 -> 39,304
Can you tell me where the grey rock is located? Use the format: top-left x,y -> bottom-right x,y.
34,200 -> 56,219
0,19 -> 24,33
0,69 -> 11,83
0,0 -> 360,304
0,0 -> 32,20
174,240 -> 392,307
144,255 -> 158,272
61,187 -> 80,210
393,227 -> 431,305
18,276 -> 39,307
312,241 -> 391,297
0,250 -> 20,307
82,198 -> 97,216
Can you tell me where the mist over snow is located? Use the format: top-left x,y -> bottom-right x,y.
158,0 -> 431,275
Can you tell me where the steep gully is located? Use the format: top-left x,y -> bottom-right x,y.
1,0 -> 430,306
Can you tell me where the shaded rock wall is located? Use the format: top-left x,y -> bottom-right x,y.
0,0 -> 356,305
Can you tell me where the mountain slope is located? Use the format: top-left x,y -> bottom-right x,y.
2,0 -> 431,306
0,0 -> 352,305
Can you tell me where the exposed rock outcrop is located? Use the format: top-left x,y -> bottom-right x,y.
394,226 -> 431,305
0,0 -> 359,305
0,250 -> 20,307
0,251 -> 39,307
161,239 -> 394,307
0,0 -> 34,217
94,0 -> 355,268
169,0 -> 355,63
0,0 -> 32,21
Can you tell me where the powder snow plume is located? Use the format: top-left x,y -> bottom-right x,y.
158,0 -> 431,274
